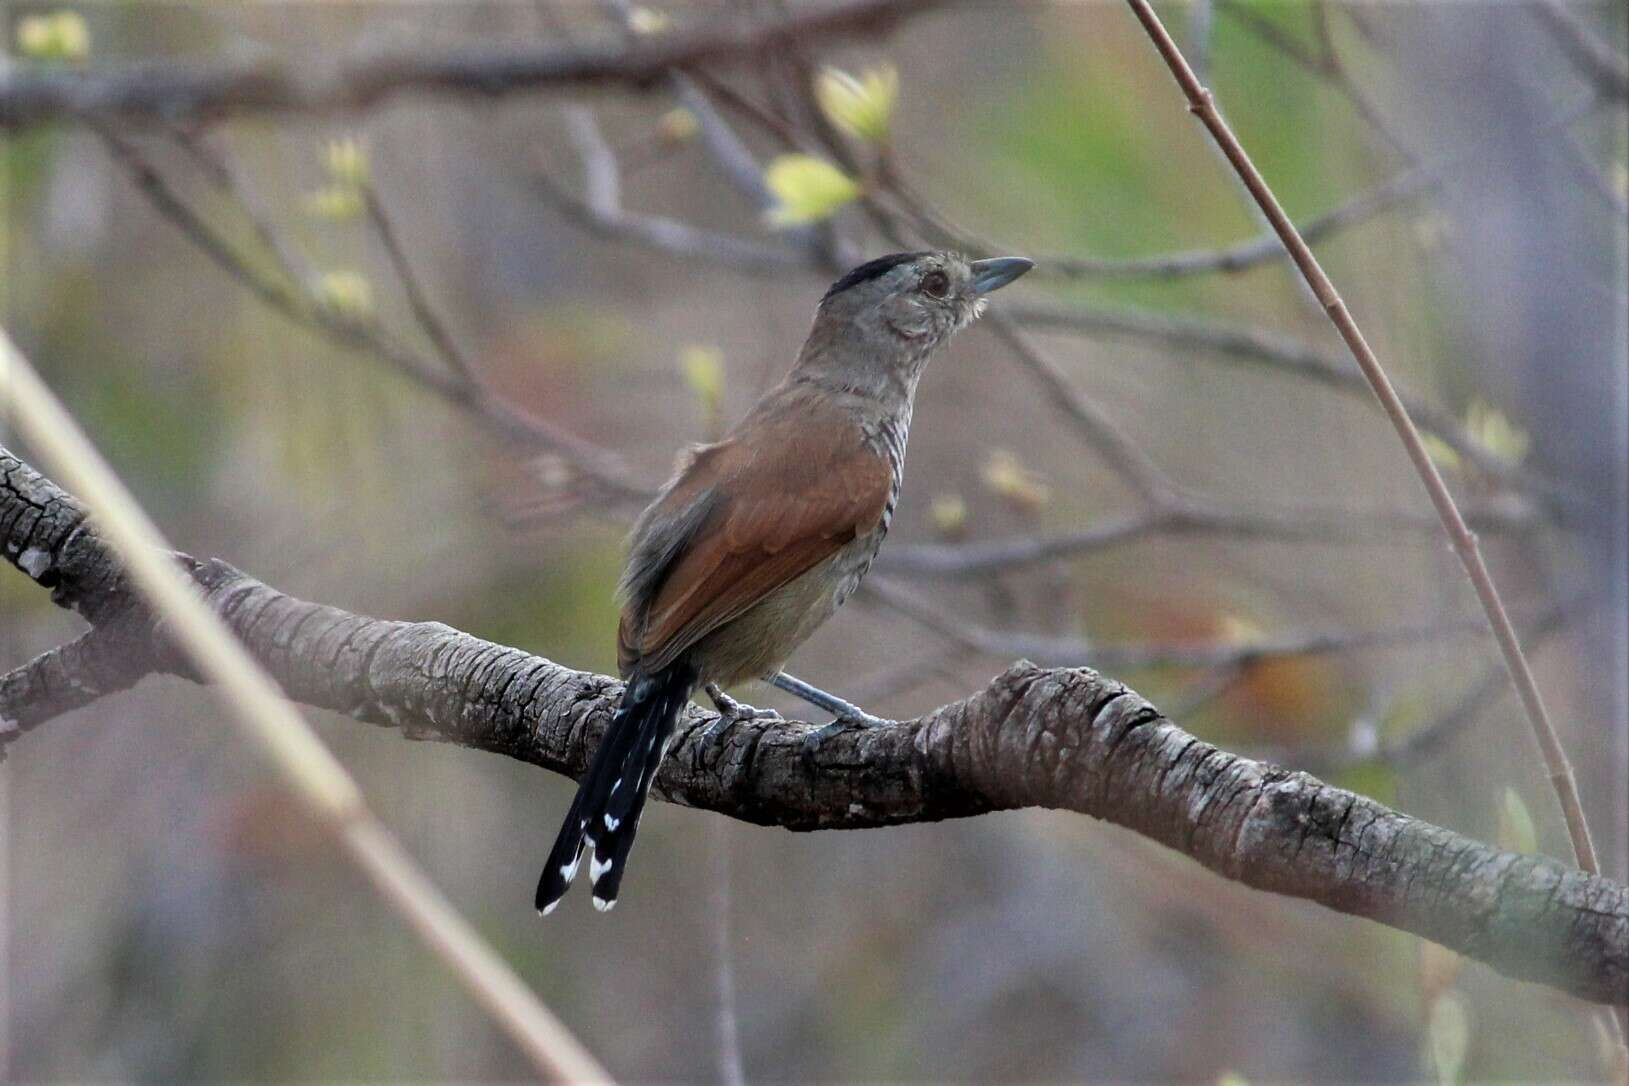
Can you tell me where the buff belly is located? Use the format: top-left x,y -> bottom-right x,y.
688,532 -> 883,687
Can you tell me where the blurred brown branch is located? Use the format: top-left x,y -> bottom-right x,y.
4,443 -> 1626,1009
0,0 -> 944,130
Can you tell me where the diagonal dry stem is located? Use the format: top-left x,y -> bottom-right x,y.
0,328 -> 611,1083
1119,0 -> 1626,1064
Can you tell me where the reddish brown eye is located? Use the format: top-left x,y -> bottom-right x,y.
921,270 -> 950,298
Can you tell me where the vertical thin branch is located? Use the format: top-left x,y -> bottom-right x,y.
0,327 -> 612,1084
1119,0 -> 1627,1063
709,821 -> 747,1086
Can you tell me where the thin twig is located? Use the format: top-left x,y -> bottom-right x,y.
1121,0 -> 1626,1058
96,125 -> 646,505
983,313 -> 1175,504
1532,0 -> 1629,102
1216,0 -> 1413,160
538,106 -> 809,274
881,497 -> 1539,578
863,576 -> 1570,674
1004,295 -> 1573,511
362,184 -> 480,383
0,328 -> 611,1082
708,823 -> 747,1086
1040,169 -> 1429,279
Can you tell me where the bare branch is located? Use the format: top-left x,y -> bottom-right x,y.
1041,158 -> 1432,280
96,124 -> 649,506
0,624 -> 157,752
861,576 -> 1573,673
2,442 -> 1624,1008
536,107 -> 810,274
882,497 -> 1540,578
361,183 -> 481,383
983,313 -> 1176,504
1532,0 -> 1629,102
1003,297 -> 1569,510
0,0 -> 947,130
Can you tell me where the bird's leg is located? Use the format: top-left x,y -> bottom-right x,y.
773,672 -> 892,728
772,673 -> 893,764
700,682 -> 781,745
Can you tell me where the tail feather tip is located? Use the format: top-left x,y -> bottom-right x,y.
592,895 -> 616,913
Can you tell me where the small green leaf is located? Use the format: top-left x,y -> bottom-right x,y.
931,493 -> 968,539
1465,399 -> 1530,467
323,136 -> 370,188
16,10 -> 89,60
303,185 -> 364,221
815,64 -> 899,144
626,6 -> 668,34
1419,433 -> 1463,474
679,345 -> 724,418
763,155 -> 861,227
657,107 -> 698,144
1498,787 -> 1538,855
981,448 -> 1051,513
312,270 -> 374,322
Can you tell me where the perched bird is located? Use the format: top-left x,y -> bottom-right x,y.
538,250 -> 1033,914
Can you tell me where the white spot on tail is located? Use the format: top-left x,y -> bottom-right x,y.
559,847 -> 583,884
590,851 -> 612,884
603,812 -> 620,831
592,895 -> 615,912
609,777 -> 622,797
539,899 -> 560,916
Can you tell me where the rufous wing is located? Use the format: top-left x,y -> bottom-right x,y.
622,410 -> 892,674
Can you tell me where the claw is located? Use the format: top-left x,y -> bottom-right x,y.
695,683 -> 781,766
799,709 -> 893,769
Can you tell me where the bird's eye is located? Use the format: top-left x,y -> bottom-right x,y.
921,270 -> 950,298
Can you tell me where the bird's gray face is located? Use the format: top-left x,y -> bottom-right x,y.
810,251 -> 1033,381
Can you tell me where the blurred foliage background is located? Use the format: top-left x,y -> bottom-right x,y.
2,0 -> 1626,1081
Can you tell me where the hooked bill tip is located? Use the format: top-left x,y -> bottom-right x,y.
969,256 -> 1035,295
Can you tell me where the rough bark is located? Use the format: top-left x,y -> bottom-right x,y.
2,445 -> 1625,1008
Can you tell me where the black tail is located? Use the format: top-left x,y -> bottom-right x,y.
536,662 -> 697,914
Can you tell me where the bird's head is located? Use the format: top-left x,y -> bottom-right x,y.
799,250 -> 1033,395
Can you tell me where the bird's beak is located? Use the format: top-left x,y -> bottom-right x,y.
969,256 -> 1035,294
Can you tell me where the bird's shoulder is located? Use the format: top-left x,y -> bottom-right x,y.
617,382 -> 894,671
660,381 -> 891,522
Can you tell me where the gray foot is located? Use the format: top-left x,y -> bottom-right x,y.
799,706 -> 893,768
699,682 -> 781,748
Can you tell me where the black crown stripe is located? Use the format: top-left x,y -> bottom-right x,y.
820,251 -> 932,304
